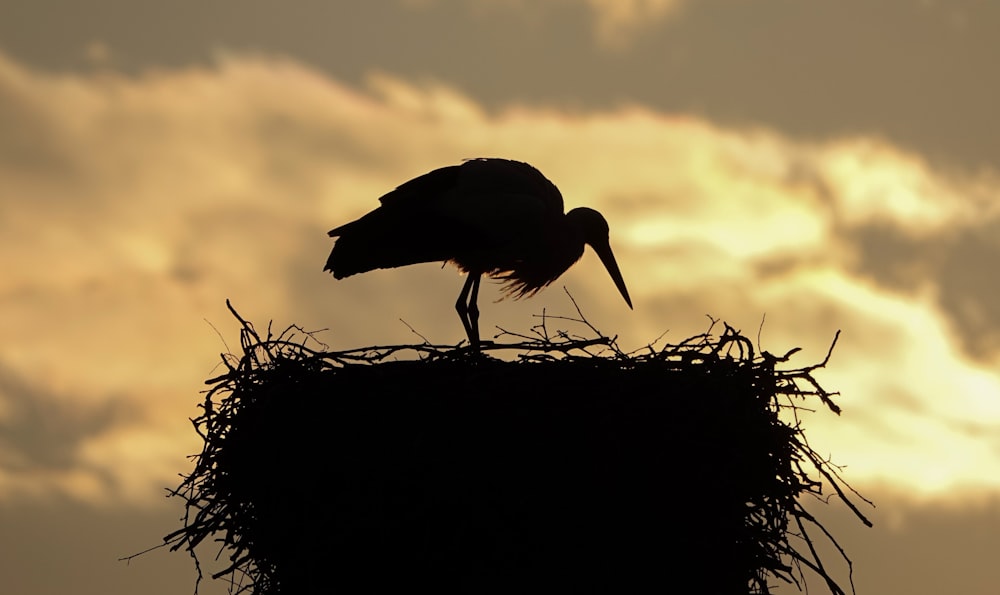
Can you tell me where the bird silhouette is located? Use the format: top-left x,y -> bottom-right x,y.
324,158 -> 632,348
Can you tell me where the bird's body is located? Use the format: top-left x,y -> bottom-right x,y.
325,158 -> 631,347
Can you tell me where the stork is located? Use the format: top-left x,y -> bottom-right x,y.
324,158 -> 632,347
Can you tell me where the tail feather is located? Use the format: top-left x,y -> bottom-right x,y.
324,208 -> 458,278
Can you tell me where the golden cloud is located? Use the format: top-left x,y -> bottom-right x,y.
584,0 -> 685,47
1,50 -> 998,505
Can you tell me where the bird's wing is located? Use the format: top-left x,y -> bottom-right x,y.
457,159 -> 565,215
373,159 -> 563,215
377,164 -> 462,208
328,164 -> 462,237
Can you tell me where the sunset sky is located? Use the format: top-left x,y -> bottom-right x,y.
2,1 -> 1000,593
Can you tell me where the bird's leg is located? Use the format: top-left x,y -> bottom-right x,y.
455,273 -> 481,349
468,274 -> 481,348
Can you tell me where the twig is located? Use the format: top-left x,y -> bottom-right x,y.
400,318 -> 432,345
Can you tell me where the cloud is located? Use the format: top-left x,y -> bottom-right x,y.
402,0 -> 686,48
1,50 -> 999,505
581,0 -> 686,47
1,499 -> 232,595
0,362 -> 135,471
0,361 -> 184,505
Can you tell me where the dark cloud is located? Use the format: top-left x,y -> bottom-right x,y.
807,490 -> 1000,594
848,221 -> 1000,361
0,362 -> 137,471
0,74 -> 75,176
1,1 -> 998,168
0,499 -> 230,595
937,226 -> 1000,357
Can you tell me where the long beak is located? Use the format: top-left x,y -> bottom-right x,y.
592,240 -> 633,309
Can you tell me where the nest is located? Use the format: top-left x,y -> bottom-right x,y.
164,297 -> 871,594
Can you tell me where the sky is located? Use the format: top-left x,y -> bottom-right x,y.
1,1 -> 999,592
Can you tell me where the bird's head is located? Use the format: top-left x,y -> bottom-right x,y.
566,207 -> 633,309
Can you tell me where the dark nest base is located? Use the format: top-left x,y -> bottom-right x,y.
165,300 -> 871,595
